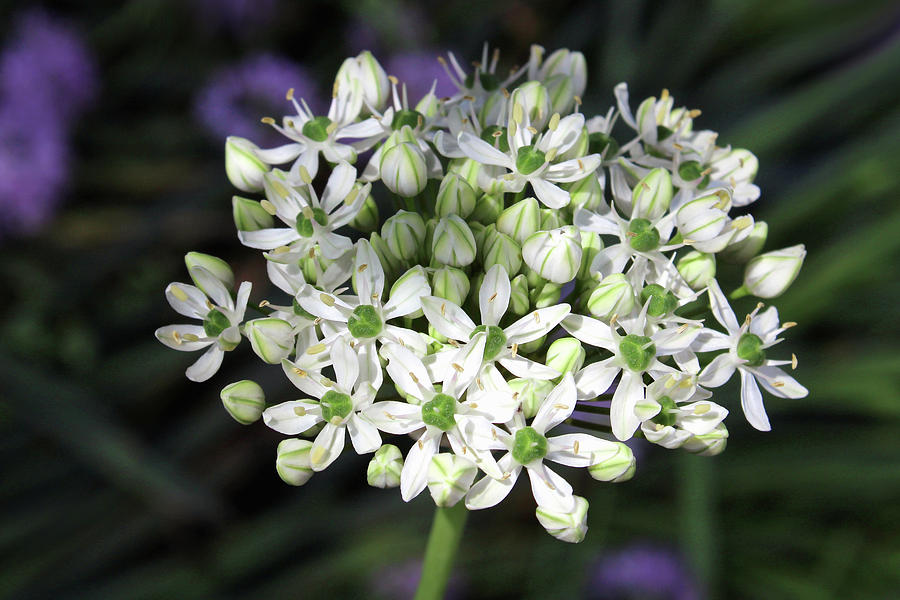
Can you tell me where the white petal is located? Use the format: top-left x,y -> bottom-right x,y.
677,401 -> 728,436
498,355 -> 560,380
282,358 -> 328,398
530,177 -> 570,209
420,296 -> 477,341
739,369 -> 771,431
262,400 -> 322,435
547,433 -> 621,467
707,279 -> 739,332
561,314 -> 616,351
590,244 -> 632,278
653,324 -> 701,355
346,413 -> 382,454
155,325 -> 212,352
749,306 -> 781,342
310,422 -> 346,471
400,432 -> 441,501
544,155 -> 601,183
238,227 -> 300,251
532,374 -> 577,434
457,131 -> 514,169
443,334 -> 487,399
383,268 -> 431,320
479,265 -> 511,327
354,239 -> 385,304
165,283 -> 210,319
447,429 -> 503,479
331,336 -> 359,392
253,142 -> 303,164
573,359 -> 619,400
504,304 -> 571,345
185,345 -> 224,382
295,285 -> 352,322
610,370 -> 643,441
614,82 -> 637,129
188,266 -> 232,309
381,343 -> 432,402
362,400 -> 423,434
463,390 -> 519,424
357,340 -> 384,391
527,463 -> 575,512
692,329 -> 732,352
751,365 -> 808,399
698,353 -> 737,388
318,231 -> 354,260
465,455 -> 521,510
320,161 -> 356,214
382,324 -> 428,355
574,208 -> 620,236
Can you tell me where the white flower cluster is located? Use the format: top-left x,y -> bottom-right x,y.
158,44 -> 808,543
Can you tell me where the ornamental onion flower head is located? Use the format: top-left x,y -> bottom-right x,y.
157,43 -> 809,544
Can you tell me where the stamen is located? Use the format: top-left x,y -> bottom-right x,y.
511,343 -> 518,356
358,263 -> 368,273
260,200 -> 278,215
260,117 -> 276,125
452,363 -> 464,373
409,371 -> 419,383
298,166 -> 313,184
320,294 -> 335,306
170,285 -> 188,302
286,88 -> 294,101
791,354 -> 798,370
292,367 -> 307,377
476,378 -> 484,390
306,343 -> 326,355
293,406 -> 306,416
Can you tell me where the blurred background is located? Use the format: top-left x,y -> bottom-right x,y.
1,0 -> 899,598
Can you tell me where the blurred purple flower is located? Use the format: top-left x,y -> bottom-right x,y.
384,51 -> 456,103
372,559 -> 465,600
194,54 -> 320,146
192,0 -> 278,34
587,544 -> 701,600
0,9 -> 97,125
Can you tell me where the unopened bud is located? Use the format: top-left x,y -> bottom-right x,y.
435,173 -> 477,218
535,495 -> 589,543
245,318 -> 295,364
432,215 -> 477,267
632,168 -> 672,220
220,380 -> 266,425
348,188 -> 379,233
382,210 -> 426,262
508,378 -> 554,418
742,244 -> 805,298
276,438 -> 314,486
381,141 -> 428,197
545,337 -> 585,377
578,231 -> 603,280
588,442 -> 635,482
568,174 -> 606,213
586,273 -> 635,320
522,226 -> 583,284
497,197 -> 541,244
509,274 -> 530,316
677,251 -> 716,290
432,267 -> 470,306
427,453 -> 477,507
681,423 -> 729,456
233,196 -> 275,231
186,252 -> 234,292
367,444 -> 403,488
482,229 -> 522,276
722,221 -> 768,263
225,137 -> 268,193
468,193 -> 504,225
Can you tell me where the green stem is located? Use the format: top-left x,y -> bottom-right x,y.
414,502 -> 468,600
729,285 -> 750,300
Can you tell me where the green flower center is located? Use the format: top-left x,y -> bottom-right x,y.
628,218 -> 661,252
736,333 -> 766,367
656,125 -> 674,141
391,109 -> 424,131
512,426 -> 548,465
619,334 -> 656,372
640,284 -> 678,317
347,305 -> 383,339
480,125 -> 510,153
515,145 -> 546,175
421,393 -> 457,431
678,160 -> 703,181
320,390 -> 353,423
652,395 -> 678,427
464,71 -> 499,91
470,324 -> 507,361
588,132 -> 619,157
295,207 -> 328,238
292,298 -> 316,320
203,308 -> 231,338
301,116 -> 332,142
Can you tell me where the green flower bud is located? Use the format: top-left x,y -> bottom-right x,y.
381,141 -> 427,197
348,188 -> 379,233
536,495 -> 589,543
522,226 -> 582,284
337,51 -> 390,111
427,453 -> 477,507
435,173 -> 477,218
509,274 -> 530,316
532,281 -> 562,308
540,208 -> 561,231
275,438 -> 314,486
545,73 -> 575,115
587,273 -> 635,320
677,251 -> 716,290
225,136 -> 268,193
186,252 -> 234,293
367,444 -> 403,488
538,48 -> 587,99
588,443 -> 635,482
508,378 -> 554,418
682,423 -> 729,456
382,210 -> 426,262
510,81 -> 551,130
632,168 -> 673,220
722,221 -> 768,263
431,267 -> 470,306
568,174 -> 605,213
245,318 -> 295,364
468,193 -> 504,225
232,196 -> 275,231
220,380 -> 266,425
497,197 -> 541,244
545,337 -> 585,377
448,158 -> 483,190
483,229 -> 522,275
432,215 -> 477,267
742,244 -> 805,298
578,231 -> 603,280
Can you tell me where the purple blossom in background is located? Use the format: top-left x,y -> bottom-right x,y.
384,51 -> 456,103
586,544 -> 701,600
194,54 -> 320,146
372,559 -> 465,600
0,9 -> 96,237
192,0 -> 278,34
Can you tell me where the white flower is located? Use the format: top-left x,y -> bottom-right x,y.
263,335 -> 382,471
696,279 -> 808,431
465,375 -> 622,515
155,267 -> 251,382
635,373 -> 728,449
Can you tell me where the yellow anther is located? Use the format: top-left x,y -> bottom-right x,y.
688,109 -> 702,118
440,302 -> 446,316
170,285 -> 189,302
673,143 -> 684,151
260,117 -> 276,125
321,376 -> 334,387
476,378 -> 484,390
573,95 -> 582,106
513,103 -> 524,125
258,299 -> 271,308
298,166 -> 313,184
511,343 -> 518,356
469,402 -> 478,409
665,375 -> 677,389
325,121 -> 338,134
545,148 -> 558,161
182,333 -> 199,342
573,440 -> 580,454
417,439 -> 424,450
344,186 -> 359,206
314,317 -> 323,325
172,331 -> 182,345
501,472 -> 511,480
293,367 -> 307,377
693,403 -> 711,415
320,293 -> 335,306
260,199 -> 278,215
293,406 -> 306,416
358,263 -> 368,273
310,445 -> 327,465
545,479 -> 556,490
387,75 -> 399,85
554,404 -> 569,410
773,381 -> 785,388
512,392 -> 520,400
791,354 -> 798,370
270,180 -> 290,199
301,205 -> 314,219
501,87 -> 510,98
286,87 -> 294,101
452,363 -> 464,373
306,343 -> 326,355
677,323 -> 690,333
783,321 -> 797,329
661,88 -> 670,101
533,311 -> 541,323
489,292 -> 497,302
409,371 -> 419,383
527,126 -> 538,135
331,80 -> 339,98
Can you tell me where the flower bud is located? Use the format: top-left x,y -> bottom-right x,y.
355,50 -> 390,110
225,137 -> 268,193
381,141 -> 427,197
545,337 -> 585,377
588,443 -> 635,482
245,318 -> 295,364
587,273 -> 635,320
432,267 -> 470,306
578,231 -> 603,281
367,444 -> 403,488
510,81 -> 551,131
532,281 -> 562,308
742,244 -> 806,298
535,495 -> 589,543
522,226 -> 582,284
220,380 -> 266,425
711,148 -> 758,184
518,334 -> 546,355
538,48 -> 587,100
677,251 -> 716,290
435,173 -> 477,218
722,221 -> 768,263
432,215 -> 477,267
447,157 -> 483,190
186,252 -> 234,292
509,274 -> 530,316
482,229 -> 522,275
632,167 -> 672,220
233,196 -> 275,231
682,423 -> 728,456
276,438 -> 315,486
391,266 -> 428,319
508,378 -> 554,418
427,453 -> 477,507
497,197 -> 541,244
368,232 -> 403,282
349,189 -> 379,233
540,208 -> 561,231
568,174 -> 606,213
545,73 -> 576,115
382,210 -> 426,262
468,193 -> 504,225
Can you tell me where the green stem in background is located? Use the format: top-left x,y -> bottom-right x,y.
414,502 -> 468,600
678,453 -> 717,597
729,285 -> 750,300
